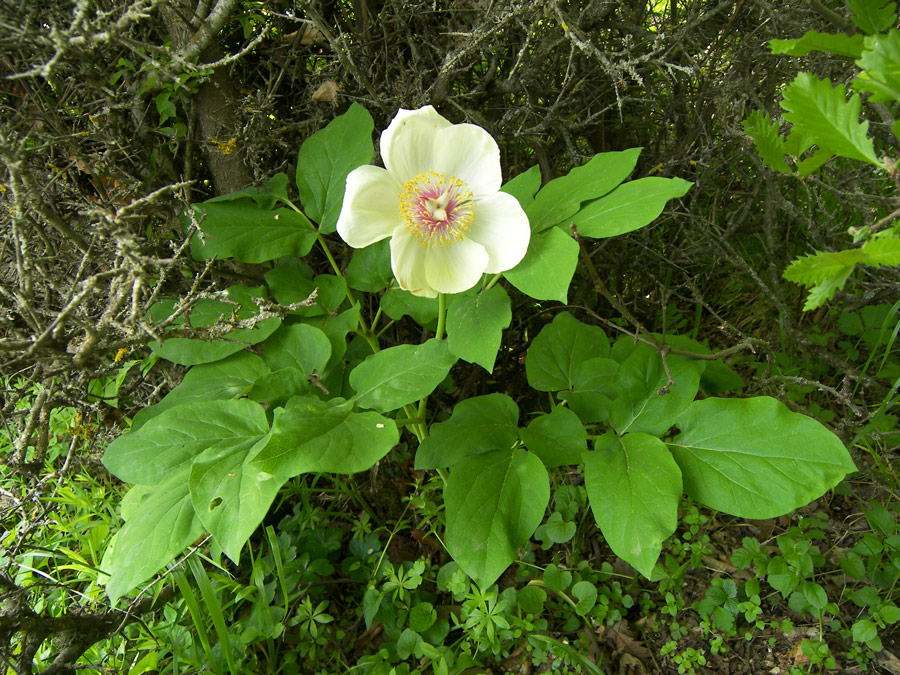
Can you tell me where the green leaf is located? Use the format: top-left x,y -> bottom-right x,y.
150,317 -> 281,366
102,465 -> 203,603
350,339 -> 456,412
503,226 -> 579,302
855,31 -> 900,102
103,399 -> 270,485
446,286 -> 512,372
527,149 -> 642,232
558,357 -> 619,423
518,406 -> 586,468
415,393 -> 520,470
608,341 -> 704,436
742,111 -> 792,174
205,173 -> 291,210
783,249 -> 869,286
669,397 -> 857,519
296,102 -> 375,234
862,233 -> 900,266
189,435 -> 284,563
572,581 -> 598,615
849,0 -> 898,34
584,433 -> 681,578
525,312 -> 610,391
501,165 -> 542,210
250,396 -> 398,479
444,448 -> 550,588
780,73 -> 881,166
380,288 -> 439,326
189,200 -> 317,263
346,239 -> 393,293
132,351 -> 269,429
572,177 -> 692,239
263,323 -> 332,375
247,367 -> 310,407
536,512 -> 577,545
770,31 -> 865,58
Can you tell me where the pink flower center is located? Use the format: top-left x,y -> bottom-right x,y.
399,171 -> 475,247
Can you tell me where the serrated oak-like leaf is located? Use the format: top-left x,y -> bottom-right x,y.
783,249 -> 869,286
770,31 -> 864,58
742,111 -> 792,174
350,339 -> 457,412
526,148 -> 642,232
584,433 -> 681,578
444,448 -> 549,588
781,72 -> 881,166
572,177 -> 693,239
250,396 -> 398,479
855,30 -> 900,103
446,286 -> 512,372
862,234 -> 900,266
415,393 -> 520,469
669,397 -> 856,519
103,399 -> 270,485
849,0 -> 898,34
296,102 -> 374,234
503,227 -> 579,303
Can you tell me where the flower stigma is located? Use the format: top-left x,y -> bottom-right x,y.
399,171 -> 475,247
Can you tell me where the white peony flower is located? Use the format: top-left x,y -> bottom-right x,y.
336,106 -> 531,298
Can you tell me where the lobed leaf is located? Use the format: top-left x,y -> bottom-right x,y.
742,111 -> 792,174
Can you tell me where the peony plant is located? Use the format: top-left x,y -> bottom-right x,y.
99,103 -> 855,606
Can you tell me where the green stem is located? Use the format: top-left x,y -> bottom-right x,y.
416,293 -> 448,432
483,273 -> 502,291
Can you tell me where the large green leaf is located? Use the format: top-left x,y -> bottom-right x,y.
350,339 -> 457,412
103,399 -> 270,485
849,0 -> 898,34
527,149 -> 642,232
444,448 -> 550,588
572,177 -> 692,239
296,102 -> 375,234
380,288 -> 440,326
250,396 -> 398,479
584,433 -> 681,578
150,317 -> 281,366
781,72 -> 881,166
855,30 -> 900,103
525,312 -> 610,392
770,30 -> 865,58
557,357 -> 619,423
189,435 -> 283,563
503,226 -> 579,303
446,286 -> 512,372
608,342 -> 704,436
346,239 -> 393,293
415,393 -> 520,470
862,234 -> 900,266
669,397 -> 857,519
742,111 -> 792,175
102,465 -> 203,603
263,323 -> 332,375
189,200 -> 317,263
132,351 -> 270,430
501,164 -> 542,211
518,405 -> 586,468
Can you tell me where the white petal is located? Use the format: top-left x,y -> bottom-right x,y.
424,238 -> 489,295
466,192 -> 531,273
390,226 -> 436,298
336,165 -> 402,248
434,123 -> 502,198
381,107 -> 452,181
